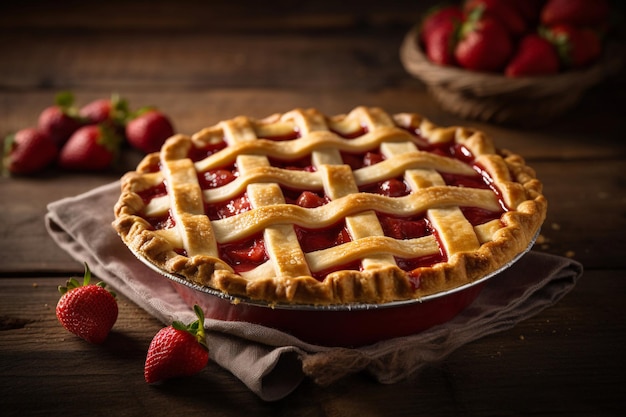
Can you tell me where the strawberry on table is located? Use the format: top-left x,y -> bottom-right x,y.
37,91 -> 83,147
56,263 -> 118,344
144,305 -> 209,384
58,123 -> 122,171
2,128 -> 58,175
454,7 -> 513,72
505,33 -> 560,77
125,109 -> 175,154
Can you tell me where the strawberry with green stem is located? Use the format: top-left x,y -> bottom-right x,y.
38,91 -> 83,147
79,93 -> 130,128
505,33 -> 560,77
454,6 -> 514,72
58,123 -> 123,171
56,263 -> 118,344
463,0 -> 528,38
542,23 -> 602,69
2,127 -> 58,175
420,5 -> 464,66
144,305 -> 210,384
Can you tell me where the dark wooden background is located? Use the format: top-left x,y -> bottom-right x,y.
1,1 -> 625,416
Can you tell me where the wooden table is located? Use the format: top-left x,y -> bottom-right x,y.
1,1 -> 625,415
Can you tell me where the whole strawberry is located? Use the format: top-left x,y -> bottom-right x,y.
543,24 -> 602,69
58,124 -> 122,171
505,34 -> 560,77
56,263 -> 118,344
38,91 -> 83,147
454,8 -> 513,72
2,128 -> 58,175
125,109 -> 175,154
420,5 -> 464,66
424,22 -> 459,66
420,4 -> 464,43
144,305 -> 209,384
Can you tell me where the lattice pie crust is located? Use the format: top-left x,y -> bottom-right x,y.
113,107 -> 547,305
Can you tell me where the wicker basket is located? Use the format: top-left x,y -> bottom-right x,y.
400,24 -> 623,125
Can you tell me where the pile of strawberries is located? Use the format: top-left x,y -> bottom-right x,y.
420,0 -> 613,77
2,92 -> 175,175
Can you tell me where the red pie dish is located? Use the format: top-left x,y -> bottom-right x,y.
113,106 -> 546,345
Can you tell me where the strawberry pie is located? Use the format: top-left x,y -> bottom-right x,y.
113,107 -> 547,305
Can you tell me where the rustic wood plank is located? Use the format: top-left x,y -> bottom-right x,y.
0,30 -> 415,90
534,159 -> 626,268
1,270 -> 624,416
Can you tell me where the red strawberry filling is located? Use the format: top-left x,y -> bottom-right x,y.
341,150 -> 385,170
441,171 -> 491,189
282,189 -> 329,207
145,210 -> 176,231
377,213 -> 445,285
360,177 -> 411,197
399,253 -> 446,279
187,141 -> 228,162
137,181 -> 167,205
295,221 -> 352,253
197,166 -> 237,189
205,192 -> 251,220
378,213 -> 431,240
219,233 -> 268,273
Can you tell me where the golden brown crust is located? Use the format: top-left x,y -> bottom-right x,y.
112,106 -> 547,305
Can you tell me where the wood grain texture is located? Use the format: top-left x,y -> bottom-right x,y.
1,0 -> 625,414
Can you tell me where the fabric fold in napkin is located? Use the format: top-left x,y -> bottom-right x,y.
45,181 -> 583,402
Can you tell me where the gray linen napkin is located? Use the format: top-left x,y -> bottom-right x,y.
45,181 -> 583,401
